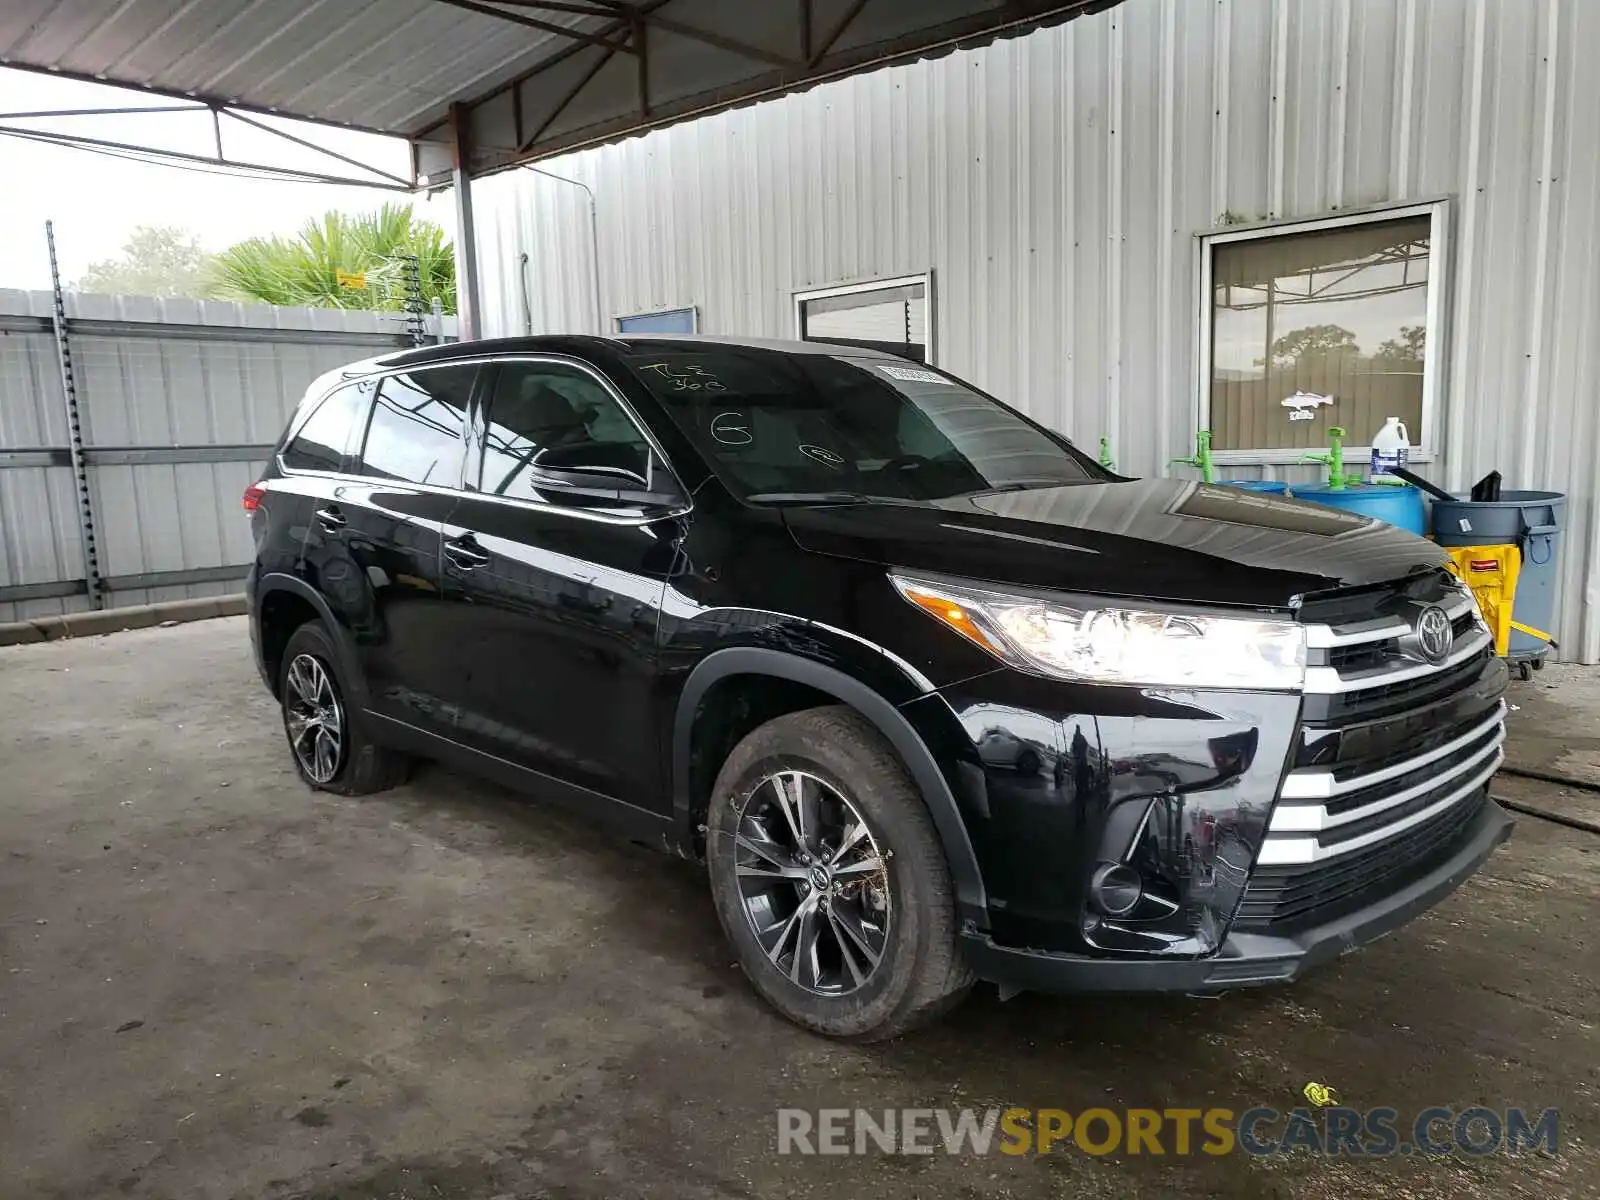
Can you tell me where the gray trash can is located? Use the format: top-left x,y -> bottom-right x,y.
1430,490 -> 1564,666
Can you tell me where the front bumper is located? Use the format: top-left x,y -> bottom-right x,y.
959,797 -> 1513,994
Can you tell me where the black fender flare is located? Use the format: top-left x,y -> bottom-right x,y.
253,572 -> 369,706
672,646 -> 989,928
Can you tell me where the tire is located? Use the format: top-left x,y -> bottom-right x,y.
278,621 -> 410,796
1015,748 -> 1041,777
706,705 -> 974,1040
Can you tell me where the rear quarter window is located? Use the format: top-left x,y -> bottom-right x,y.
281,382 -> 370,472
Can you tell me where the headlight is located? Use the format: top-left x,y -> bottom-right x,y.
890,573 -> 1306,689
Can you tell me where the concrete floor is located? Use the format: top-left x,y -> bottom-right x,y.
1505,662 -> 1600,787
1,618 -> 1596,1200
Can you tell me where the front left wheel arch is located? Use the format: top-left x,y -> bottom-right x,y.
672,647 -> 989,931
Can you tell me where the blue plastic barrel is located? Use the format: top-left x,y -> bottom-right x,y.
1221,480 -> 1290,495
1292,483 -> 1426,535
1431,490 -> 1565,660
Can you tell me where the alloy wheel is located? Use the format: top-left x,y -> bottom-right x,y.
284,652 -> 345,785
732,769 -> 891,996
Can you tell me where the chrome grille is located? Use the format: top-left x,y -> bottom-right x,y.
1301,589 -> 1492,695
1255,585 -> 1504,872
1233,791 -> 1490,931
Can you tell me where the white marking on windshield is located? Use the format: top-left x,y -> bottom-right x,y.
710,412 -> 752,445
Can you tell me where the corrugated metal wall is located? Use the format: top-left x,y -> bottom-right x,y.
474,0 -> 1600,663
0,291 -> 454,622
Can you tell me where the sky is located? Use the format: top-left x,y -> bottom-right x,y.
0,68 -> 456,291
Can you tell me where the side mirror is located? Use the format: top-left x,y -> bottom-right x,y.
533,441 -> 646,481
529,451 -> 685,509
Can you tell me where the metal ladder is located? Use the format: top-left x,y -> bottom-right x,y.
45,220 -> 104,610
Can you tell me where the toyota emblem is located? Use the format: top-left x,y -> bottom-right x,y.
1414,605 -> 1454,663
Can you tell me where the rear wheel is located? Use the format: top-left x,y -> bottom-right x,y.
706,705 -> 973,1040
278,622 -> 409,796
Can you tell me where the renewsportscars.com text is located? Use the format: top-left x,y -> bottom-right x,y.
776,1106 -> 1560,1158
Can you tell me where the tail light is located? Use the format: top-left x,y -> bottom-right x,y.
242,482 -> 267,512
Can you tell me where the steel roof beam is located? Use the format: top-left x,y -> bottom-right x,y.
585,3 -> 803,68
0,124 -> 413,190
810,0 -> 869,66
0,59 -> 399,139
220,109 -> 416,189
519,42 -> 621,152
486,0 -> 619,14
428,0 -> 637,53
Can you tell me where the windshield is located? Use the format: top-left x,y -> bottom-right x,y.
622,347 -> 1104,501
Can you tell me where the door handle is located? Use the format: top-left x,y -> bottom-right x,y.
444,537 -> 491,569
314,506 -> 347,532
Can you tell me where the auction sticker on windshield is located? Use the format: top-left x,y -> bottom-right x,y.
878,364 -> 951,385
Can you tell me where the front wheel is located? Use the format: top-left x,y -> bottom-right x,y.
706,706 -> 973,1040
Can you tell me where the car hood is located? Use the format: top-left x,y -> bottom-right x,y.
781,477 -> 1449,610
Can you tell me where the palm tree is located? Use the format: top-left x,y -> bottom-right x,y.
207,203 -> 456,314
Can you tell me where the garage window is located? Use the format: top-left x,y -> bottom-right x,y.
1197,202 -> 1447,461
795,274 -> 933,364
616,307 -> 697,334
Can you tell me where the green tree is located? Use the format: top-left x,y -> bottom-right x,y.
207,204 -> 456,314
1264,324 -> 1361,368
74,226 -> 212,299
1372,324 -> 1426,364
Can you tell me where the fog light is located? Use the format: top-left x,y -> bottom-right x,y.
1090,862 -> 1144,917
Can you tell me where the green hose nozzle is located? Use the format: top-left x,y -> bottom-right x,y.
1098,436 -> 1116,472
1300,426 -> 1363,490
1171,429 -> 1216,484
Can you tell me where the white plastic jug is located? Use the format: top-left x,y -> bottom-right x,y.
1370,416 -> 1411,482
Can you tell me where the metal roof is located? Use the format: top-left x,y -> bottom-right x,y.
1,0 -> 1119,179
0,0 -> 597,136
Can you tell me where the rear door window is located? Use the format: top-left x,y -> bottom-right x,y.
281,382 -> 368,472
353,366 -> 477,486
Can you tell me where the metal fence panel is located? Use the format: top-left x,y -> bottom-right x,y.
0,466 -> 85,620
0,287 -> 457,623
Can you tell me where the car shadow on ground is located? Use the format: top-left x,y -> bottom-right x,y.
383,758 -> 1405,1099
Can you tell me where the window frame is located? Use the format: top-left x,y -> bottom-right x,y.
350,363 -> 481,489
793,271 -> 937,365
1192,199 -> 1450,466
615,306 -> 698,334
276,354 -> 690,526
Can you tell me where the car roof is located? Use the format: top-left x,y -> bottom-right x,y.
613,333 -> 903,360
364,332 -> 904,373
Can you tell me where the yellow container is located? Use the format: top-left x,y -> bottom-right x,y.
1442,544 -> 1553,659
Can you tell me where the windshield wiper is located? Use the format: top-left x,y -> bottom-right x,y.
744,491 -> 876,505
960,478 -> 1087,497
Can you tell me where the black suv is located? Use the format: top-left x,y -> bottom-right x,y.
246,335 -> 1512,1039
